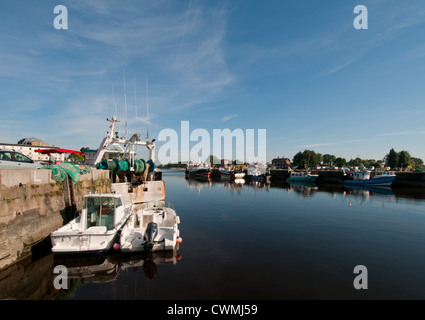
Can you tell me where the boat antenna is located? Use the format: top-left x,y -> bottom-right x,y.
123,67 -> 128,138
146,72 -> 150,140
134,79 -> 138,134
112,84 -> 117,118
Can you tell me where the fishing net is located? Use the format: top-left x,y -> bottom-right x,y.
43,163 -> 91,183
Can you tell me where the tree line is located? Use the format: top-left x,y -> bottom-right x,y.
292,148 -> 424,170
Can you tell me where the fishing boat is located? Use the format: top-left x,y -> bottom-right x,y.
194,168 -> 211,180
234,171 -> 245,179
120,201 -> 181,253
219,168 -> 231,180
247,164 -> 267,181
185,162 -> 212,180
343,170 -> 396,187
288,171 -> 318,183
50,193 -> 132,253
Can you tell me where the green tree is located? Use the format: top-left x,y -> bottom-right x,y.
347,157 -> 363,167
323,154 -> 336,165
386,148 -> 398,169
292,150 -> 322,168
334,157 -> 347,168
397,150 -> 411,169
411,157 -> 424,169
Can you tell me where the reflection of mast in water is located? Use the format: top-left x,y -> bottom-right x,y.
342,185 -> 395,207
186,178 -> 213,195
287,181 -> 318,197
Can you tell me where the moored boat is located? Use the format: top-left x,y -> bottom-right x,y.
288,171 -> 318,182
50,193 -> 132,254
186,162 -> 212,180
247,164 -> 266,181
234,172 -> 245,179
219,168 -> 231,180
120,201 -> 181,253
343,170 -> 396,187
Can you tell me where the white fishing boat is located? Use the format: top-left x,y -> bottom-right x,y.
247,164 -> 267,181
50,193 -> 132,253
287,171 -> 319,182
120,201 -> 181,253
234,172 -> 245,179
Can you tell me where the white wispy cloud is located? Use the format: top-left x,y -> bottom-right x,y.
296,142 -> 336,149
377,131 -> 425,137
221,114 -> 238,122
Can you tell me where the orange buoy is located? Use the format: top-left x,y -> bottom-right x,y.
176,237 -> 182,244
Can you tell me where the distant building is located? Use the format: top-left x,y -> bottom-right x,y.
17,137 -> 49,147
0,138 -> 64,162
271,156 -> 291,169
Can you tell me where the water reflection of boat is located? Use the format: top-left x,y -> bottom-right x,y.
288,181 -> 318,188
287,181 -> 318,196
54,254 -> 120,284
120,250 -> 180,279
53,249 -> 181,297
344,184 -> 394,195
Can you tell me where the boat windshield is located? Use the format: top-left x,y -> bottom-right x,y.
86,197 -> 117,230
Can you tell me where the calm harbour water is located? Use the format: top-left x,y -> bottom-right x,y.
1,169 -> 425,300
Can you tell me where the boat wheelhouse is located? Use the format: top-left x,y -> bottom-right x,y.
288,171 -> 318,182
50,193 -> 132,253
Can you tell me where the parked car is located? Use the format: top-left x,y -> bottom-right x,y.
0,150 -> 44,169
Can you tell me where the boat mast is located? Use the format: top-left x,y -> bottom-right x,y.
123,67 -> 128,139
134,79 -> 138,134
146,73 -> 149,140
112,84 -> 117,118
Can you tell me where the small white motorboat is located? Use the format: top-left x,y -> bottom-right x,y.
234,172 -> 245,179
50,193 -> 132,253
120,201 -> 181,253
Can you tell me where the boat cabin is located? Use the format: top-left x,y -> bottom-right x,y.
352,171 -> 371,180
291,172 -> 306,177
84,194 -> 125,231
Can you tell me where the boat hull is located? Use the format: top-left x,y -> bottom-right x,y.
120,206 -> 181,253
51,230 -> 119,253
288,175 -> 318,183
344,175 -> 395,187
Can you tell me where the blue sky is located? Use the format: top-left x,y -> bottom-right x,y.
1,0 -> 425,163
